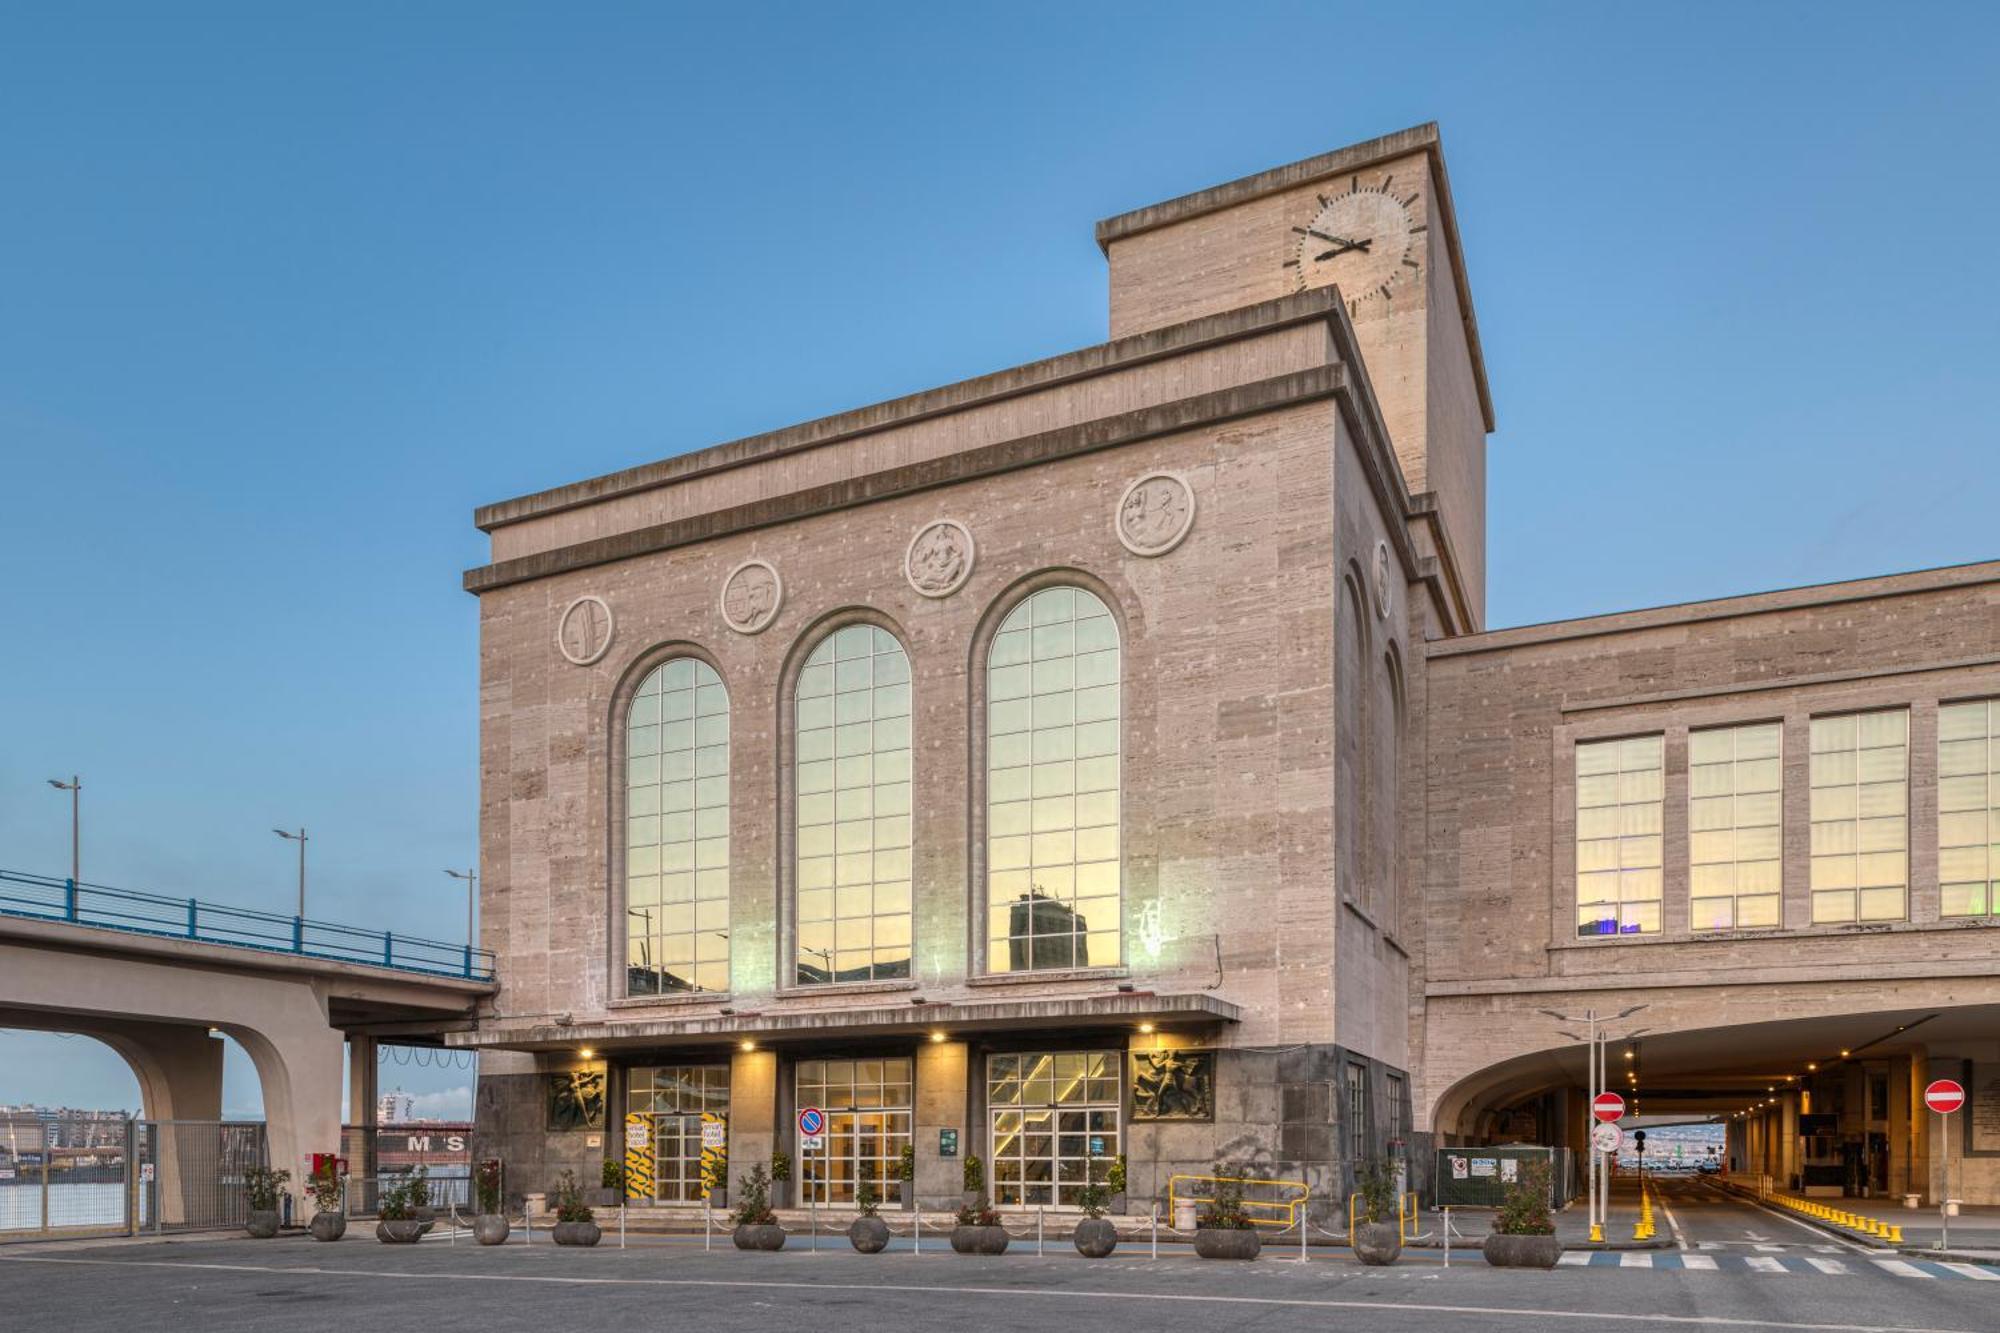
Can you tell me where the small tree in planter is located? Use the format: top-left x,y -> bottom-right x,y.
473,1158 -> 510,1246
950,1196 -> 1009,1254
1484,1158 -> 1560,1268
376,1174 -> 426,1244
1072,1157 -> 1117,1258
551,1169 -> 602,1247
1105,1153 -> 1128,1213
848,1179 -> 890,1253
731,1162 -> 786,1250
769,1150 -> 792,1209
307,1157 -> 346,1242
1351,1158 -> 1402,1266
242,1165 -> 289,1238
960,1153 -> 984,1206
703,1148 -> 729,1208
897,1144 -> 915,1206
1192,1167 -> 1260,1260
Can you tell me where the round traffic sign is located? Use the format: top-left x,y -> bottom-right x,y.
1591,1122 -> 1623,1153
1924,1079 -> 1966,1115
798,1106 -> 825,1137
1592,1092 -> 1626,1123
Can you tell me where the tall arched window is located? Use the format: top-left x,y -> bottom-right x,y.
986,586 -> 1121,972
795,624 -> 913,985
625,658 -> 730,995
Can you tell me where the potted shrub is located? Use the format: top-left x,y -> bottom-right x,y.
1351,1158 -> 1402,1266
1483,1158 -> 1560,1269
950,1196 -> 1009,1255
1072,1157 -> 1117,1258
551,1169 -> 602,1247
848,1180 -> 890,1253
1192,1169 -> 1260,1260
960,1153 -> 984,1207
769,1150 -> 792,1209
473,1158 -> 510,1246
402,1166 -> 436,1235
897,1144 -> 915,1206
592,1159 -> 624,1208
243,1165 -> 289,1238
730,1163 -> 786,1250
375,1175 -> 425,1244
703,1148 -> 729,1209
1105,1153 -> 1128,1214
307,1157 -> 346,1242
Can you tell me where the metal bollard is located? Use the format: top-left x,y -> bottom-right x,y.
620,1204 -> 626,1249
1443,1206 -> 1450,1268
811,1202 -> 818,1253
525,1201 -> 531,1245
1150,1207 -> 1158,1260
1299,1210 -> 1307,1261
1037,1207 -> 1044,1257
914,1206 -> 921,1255
705,1199 -> 712,1252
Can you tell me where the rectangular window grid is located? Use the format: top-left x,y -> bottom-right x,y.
987,1052 -> 1120,1208
626,1066 -> 729,1203
1345,1064 -> 1369,1161
1810,710 -> 1908,924
795,1058 -> 912,1206
1688,722 -> 1783,930
987,587 -> 1121,972
1575,735 -> 1664,936
1938,698 -> 2000,918
796,625 -> 913,985
626,660 -> 730,994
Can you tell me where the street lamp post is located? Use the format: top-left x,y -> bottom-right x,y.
444,868 -> 477,949
272,827 -> 308,920
46,776 -> 81,885
1543,1004 -> 1649,1243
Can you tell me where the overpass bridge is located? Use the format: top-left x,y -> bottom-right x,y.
0,869 -> 495,1221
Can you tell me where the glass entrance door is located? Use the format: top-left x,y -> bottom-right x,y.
627,1065 -> 729,1202
796,1058 -> 913,1205
987,1051 -> 1121,1208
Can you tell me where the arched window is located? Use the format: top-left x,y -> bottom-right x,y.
795,624 -> 913,985
625,658 -> 730,995
986,586 -> 1121,972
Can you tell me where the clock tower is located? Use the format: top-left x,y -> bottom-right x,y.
1095,122 -> 1493,625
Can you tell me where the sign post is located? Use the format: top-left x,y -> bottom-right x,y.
798,1105 -> 826,1153
1924,1079 -> 1966,1250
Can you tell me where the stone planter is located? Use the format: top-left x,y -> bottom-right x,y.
1482,1231 -> 1561,1269
376,1219 -> 425,1244
848,1215 -> 891,1253
308,1211 -> 346,1242
473,1214 -> 511,1246
1353,1220 -> 1401,1265
552,1220 -> 603,1247
1193,1226 -> 1261,1260
950,1224 -> 1010,1255
1072,1217 -> 1118,1258
243,1209 -> 280,1239
733,1223 -> 787,1251
412,1204 -> 437,1236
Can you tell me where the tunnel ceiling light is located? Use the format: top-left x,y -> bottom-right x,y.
1840,1049 -> 1850,1058
1807,1062 -> 1817,1071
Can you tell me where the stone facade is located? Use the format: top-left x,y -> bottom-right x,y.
457,122 -> 2000,1214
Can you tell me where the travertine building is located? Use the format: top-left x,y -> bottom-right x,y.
457,125 -> 2000,1213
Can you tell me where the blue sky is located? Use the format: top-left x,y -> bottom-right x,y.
3,2 -> 1996,1115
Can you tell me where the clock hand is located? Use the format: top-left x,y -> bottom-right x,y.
1293,226 -> 1363,247
1313,239 -> 1374,261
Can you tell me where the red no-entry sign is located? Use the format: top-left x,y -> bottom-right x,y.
1592,1092 -> 1626,1123
1924,1079 -> 1967,1115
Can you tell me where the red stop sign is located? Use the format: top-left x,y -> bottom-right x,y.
1924,1080 -> 1966,1114
1592,1092 -> 1626,1123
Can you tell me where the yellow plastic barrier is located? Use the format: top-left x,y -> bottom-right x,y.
1171,1173 -> 1309,1230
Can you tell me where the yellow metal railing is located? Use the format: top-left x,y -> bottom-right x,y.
1348,1190 -> 1421,1245
1167,1173 -> 1310,1229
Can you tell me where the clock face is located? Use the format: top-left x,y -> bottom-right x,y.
1286,175 -> 1425,314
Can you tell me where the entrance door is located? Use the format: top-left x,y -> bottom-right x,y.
987,1051 -> 1121,1208
627,1065 -> 729,1202
796,1058 -> 913,1205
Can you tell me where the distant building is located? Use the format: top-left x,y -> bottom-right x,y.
376,1090 -> 415,1125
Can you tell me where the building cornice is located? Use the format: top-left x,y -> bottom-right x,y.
473,289 -> 1353,534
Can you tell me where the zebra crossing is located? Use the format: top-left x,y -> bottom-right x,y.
1559,1250 -> 2000,1280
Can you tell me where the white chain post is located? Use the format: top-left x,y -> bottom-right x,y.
1151,1205 -> 1158,1259
913,1205 -> 921,1255
620,1202 -> 626,1249
1037,1207 -> 1044,1257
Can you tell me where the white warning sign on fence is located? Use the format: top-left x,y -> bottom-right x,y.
1449,1155 -> 1468,1179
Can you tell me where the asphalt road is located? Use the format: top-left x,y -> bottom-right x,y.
2,1205 -> 1997,1333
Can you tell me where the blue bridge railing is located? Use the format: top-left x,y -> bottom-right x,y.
0,867 -> 494,981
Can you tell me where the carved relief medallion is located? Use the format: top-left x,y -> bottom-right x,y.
555,595 -> 615,665
904,519 -> 976,598
1372,539 -> 1393,619
1116,471 -> 1195,557
719,559 -> 783,635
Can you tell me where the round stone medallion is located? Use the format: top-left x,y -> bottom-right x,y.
555,595 -> 615,666
904,519 -> 976,598
1372,539 -> 1394,619
1116,471 -> 1196,557
719,559 -> 783,635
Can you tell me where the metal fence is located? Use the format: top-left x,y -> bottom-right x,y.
0,867 -> 494,980
0,1116 -> 267,1240
1432,1145 -> 1574,1209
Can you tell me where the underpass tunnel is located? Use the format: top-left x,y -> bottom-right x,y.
1433,1003 -> 2000,1206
